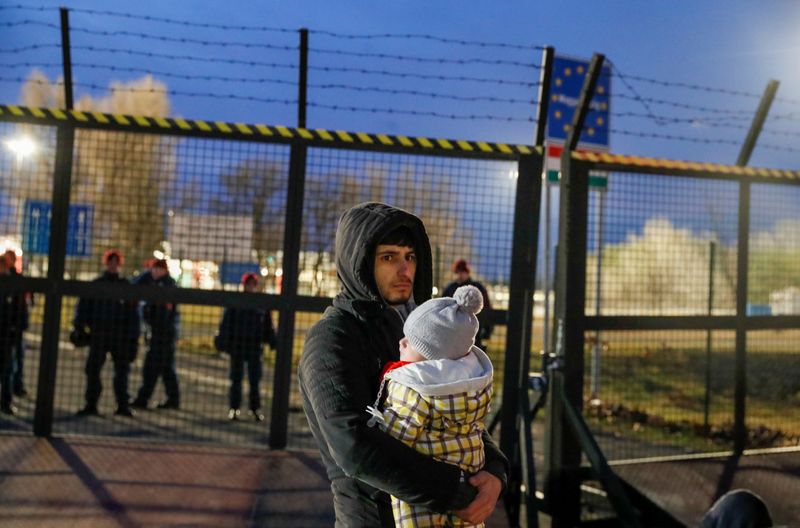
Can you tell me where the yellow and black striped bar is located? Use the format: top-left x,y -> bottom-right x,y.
573,150 -> 800,181
0,104 -> 539,160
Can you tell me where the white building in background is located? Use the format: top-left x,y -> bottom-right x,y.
168,213 -> 254,262
769,287 -> 800,315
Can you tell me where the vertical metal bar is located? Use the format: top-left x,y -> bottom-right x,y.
500,154 -> 543,526
297,28 -> 309,129
734,181 -> 750,454
534,46 -> 555,147
543,184 -> 551,354
565,53 -> 605,151
59,7 -> 74,110
33,124 -> 74,436
729,81 -> 777,452
736,80 -> 779,167
544,154 -> 590,527
269,141 -> 307,449
590,190 -> 604,399
703,241 -> 716,431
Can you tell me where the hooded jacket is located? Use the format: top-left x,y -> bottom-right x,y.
298,202 -> 508,526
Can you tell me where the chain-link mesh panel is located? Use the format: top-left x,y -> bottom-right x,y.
0,121 -> 55,427
584,330 -> 736,461
750,183 -> 800,310
586,173 -> 740,316
745,330 -> 800,448
287,311 -> 322,449
300,148 -> 517,299
54,296 -> 277,446
288,149 -> 518,447
65,130 -> 289,288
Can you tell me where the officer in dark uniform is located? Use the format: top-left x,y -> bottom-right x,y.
73,249 -> 140,417
131,258 -> 180,410
5,249 -> 30,398
215,272 -> 277,421
0,253 -> 25,415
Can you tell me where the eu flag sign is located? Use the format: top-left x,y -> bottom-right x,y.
546,54 -> 611,150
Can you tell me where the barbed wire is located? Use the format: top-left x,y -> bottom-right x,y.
610,127 -> 800,152
0,76 -> 297,105
613,93 -> 754,117
0,43 -> 60,54
70,45 -> 298,70
312,29 -> 544,51
612,111 -> 800,138
313,47 -> 539,69
311,64 -> 537,87
311,82 -> 534,104
70,7 -> 295,33
308,101 -> 535,122
12,21 -> 297,50
69,63 -> 296,86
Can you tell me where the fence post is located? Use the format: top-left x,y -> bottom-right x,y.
731,80 -> 778,452
297,28 -> 309,128
499,154 -> 542,526
33,123 -> 74,436
269,139 -> 307,449
543,53 -> 603,527
703,241 -> 716,431
734,181 -> 750,454
736,80 -> 779,167
59,7 -> 74,110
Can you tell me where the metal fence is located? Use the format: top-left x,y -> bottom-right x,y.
0,105 -> 541,452
544,150 -> 800,524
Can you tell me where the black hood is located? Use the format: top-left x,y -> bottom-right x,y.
333,202 -> 432,319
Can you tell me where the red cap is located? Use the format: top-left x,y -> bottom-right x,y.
152,259 -> 168,270
241,272 -> 259,286
103,249 -> 124,266
452,259 -> 470,273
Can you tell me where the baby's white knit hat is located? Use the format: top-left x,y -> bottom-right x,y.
403,285 -> 484,360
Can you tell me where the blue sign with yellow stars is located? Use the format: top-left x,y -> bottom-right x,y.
546,54 -> 611,149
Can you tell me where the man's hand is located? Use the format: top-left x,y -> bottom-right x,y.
454,471 -> 502,524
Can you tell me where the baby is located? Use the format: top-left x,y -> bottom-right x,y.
368,285 -> 494,528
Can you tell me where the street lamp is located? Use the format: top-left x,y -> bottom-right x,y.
4,135 -> 38,164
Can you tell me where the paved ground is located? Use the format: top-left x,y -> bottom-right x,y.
0,434 -> 512,528
614,448 -> 800,527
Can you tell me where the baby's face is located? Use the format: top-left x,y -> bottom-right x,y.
399,337 -> 426,362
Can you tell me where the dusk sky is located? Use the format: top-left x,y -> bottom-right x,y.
3,1 -> 800,168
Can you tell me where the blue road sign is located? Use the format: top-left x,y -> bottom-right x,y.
219,262 -> 261,285
22,200 -> 94,256
546,54 -> 611,149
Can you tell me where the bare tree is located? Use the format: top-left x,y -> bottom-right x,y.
19,71 -> 174,270
214,159 -> 285,259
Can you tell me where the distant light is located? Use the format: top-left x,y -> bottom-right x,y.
508,169 -> 518,180
153,250 -> 165,259
275,268 -> 283,277
167,210 -> 174,217
260,267 -> 269,276
5,135 -> 38,161
431,286 -> 439,296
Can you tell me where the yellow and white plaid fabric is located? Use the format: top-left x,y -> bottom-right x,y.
381,381 -> 492,528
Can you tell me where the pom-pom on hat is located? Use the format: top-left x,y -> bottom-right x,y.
403,284 -> 483,360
